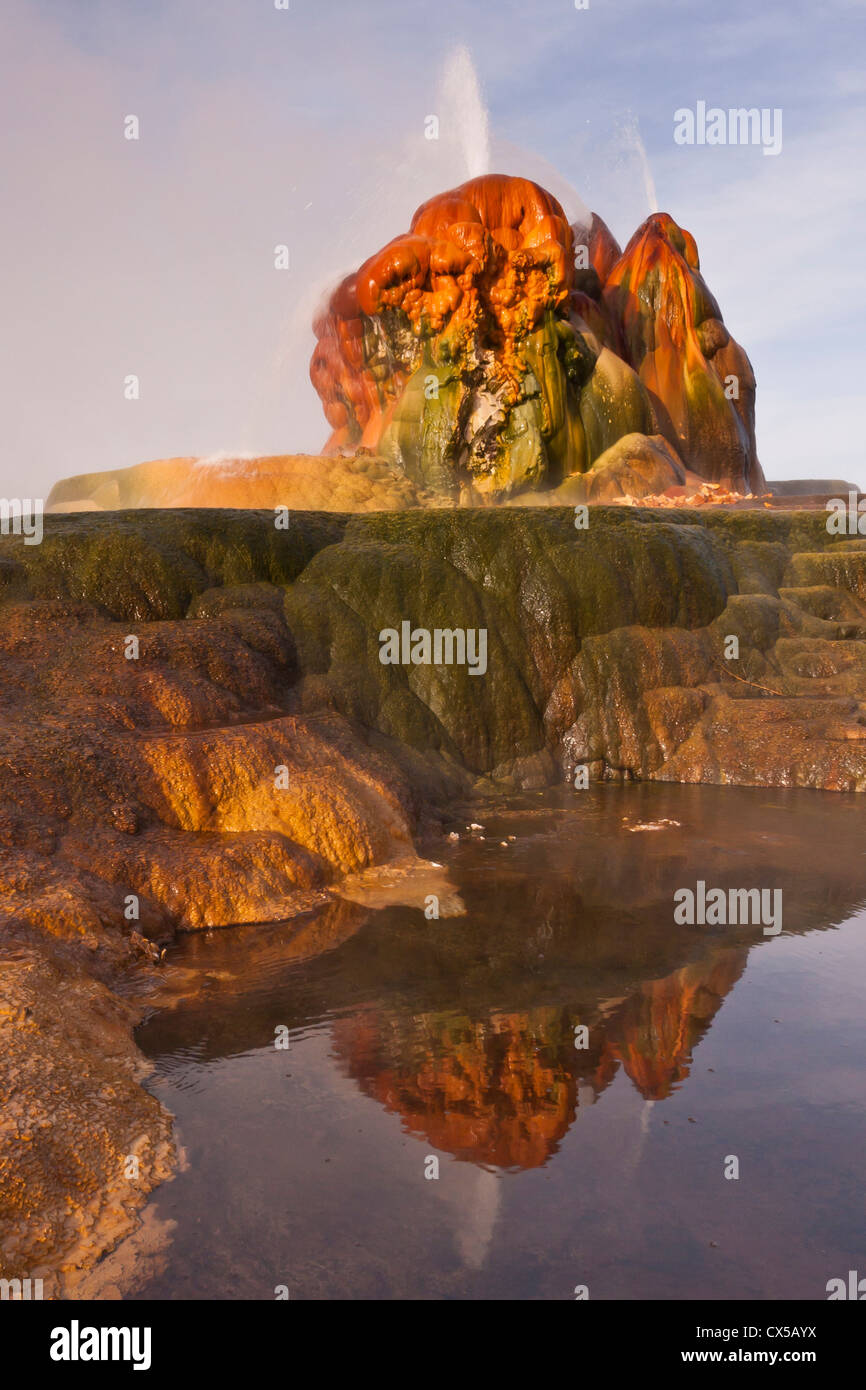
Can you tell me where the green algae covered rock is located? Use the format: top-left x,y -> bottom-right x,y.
2,505 -> 863,791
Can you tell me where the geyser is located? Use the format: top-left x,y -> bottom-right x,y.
438,44 -> 490,181
311,172 -> 765,503
47,170 -> 768,514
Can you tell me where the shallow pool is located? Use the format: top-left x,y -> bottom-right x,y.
132,784 -> 866,1300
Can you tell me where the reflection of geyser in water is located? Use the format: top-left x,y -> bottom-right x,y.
627,1098 -> 656,1176
430,1163 -> 502,1271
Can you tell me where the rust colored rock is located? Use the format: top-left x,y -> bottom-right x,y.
311,174 -> 584,500
604,213 -> 764,492
310,175 -> 764,502
554,432 -> 690,504
0,945 -> 176,1297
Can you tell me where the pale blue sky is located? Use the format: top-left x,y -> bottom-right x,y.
2,0 -> 864,493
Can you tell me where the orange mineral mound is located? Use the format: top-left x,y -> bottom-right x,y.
47,173 -> 766,511
311,174 -> 575,453
604,213 -> 764,492
309,174 -> 763,501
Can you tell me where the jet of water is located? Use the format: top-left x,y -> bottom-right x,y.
622,112 -> 659,214
438,44 -> 490,180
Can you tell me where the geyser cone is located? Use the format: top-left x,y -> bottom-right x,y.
310,173 -> 764,503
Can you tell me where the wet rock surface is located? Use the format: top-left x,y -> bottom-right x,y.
0,945 -> 175,1299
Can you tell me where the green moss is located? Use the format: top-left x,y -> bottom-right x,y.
783,550 -> 866,602
379,361 -> 466,495
579,351 -> 654,466
729,541 -> 791,595
0,510 -> 346,620
4,504 -> 864,788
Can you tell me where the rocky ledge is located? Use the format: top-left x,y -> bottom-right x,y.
1,503 -> 864,1292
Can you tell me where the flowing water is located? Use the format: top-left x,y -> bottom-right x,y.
132,784 -> 866,1300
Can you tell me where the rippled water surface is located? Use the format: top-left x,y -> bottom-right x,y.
133,785 -> 866,1300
